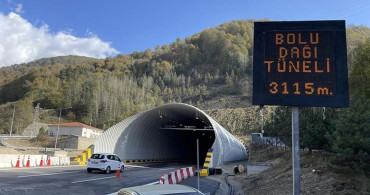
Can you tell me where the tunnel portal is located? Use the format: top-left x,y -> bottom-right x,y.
93,103 -> 248,167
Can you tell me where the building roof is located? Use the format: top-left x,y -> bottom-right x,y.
49,122 -> 103,132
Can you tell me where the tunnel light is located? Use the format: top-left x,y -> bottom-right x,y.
202,133 -> 205,136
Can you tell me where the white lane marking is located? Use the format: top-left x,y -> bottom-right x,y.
18,171 -> 79,178
125,164 -> 149,168
72,176 -> 116,184
159,168 -> 175,171
144,181 -> 158,185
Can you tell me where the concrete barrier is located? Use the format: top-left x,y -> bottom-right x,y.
0,155 -> 70,168
59,156 -> 70,165
159,167 -> 195,184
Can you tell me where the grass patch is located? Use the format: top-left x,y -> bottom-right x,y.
6,135 -> 69,148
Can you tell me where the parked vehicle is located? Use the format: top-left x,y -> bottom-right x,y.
116,184 -> 204,195
87,153 -> 124,174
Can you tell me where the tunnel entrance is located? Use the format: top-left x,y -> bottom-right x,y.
158,124 -> 215,165
113,104 -> 215,166
94,103 -> 248,167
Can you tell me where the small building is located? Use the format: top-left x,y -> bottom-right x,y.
48,122 -> 103,139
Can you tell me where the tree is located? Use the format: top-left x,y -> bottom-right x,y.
264,106 -> 291,147
326,41 -> 370,167
225,72 -> 234,87
300,108 -> 331,153
39,127 -> 48,136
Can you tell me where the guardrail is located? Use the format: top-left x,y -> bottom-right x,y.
252,135 -> 287,148
0,135 -> 33,139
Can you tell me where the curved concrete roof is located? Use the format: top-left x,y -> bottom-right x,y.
94,103 -> 247,166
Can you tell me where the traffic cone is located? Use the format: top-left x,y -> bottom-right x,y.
159,174 -> 164,184
47,156 -> 51,166
26,156 -> 30,167
15,156 -> 20,168
116,164 -> 121,178
39,156 -> 44,167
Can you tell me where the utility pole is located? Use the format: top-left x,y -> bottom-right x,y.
90,111 -> 93,126
16,121 -> 20,135
196,138 -> 200,191
10,105 -> 15,137
54,107 -> 72,149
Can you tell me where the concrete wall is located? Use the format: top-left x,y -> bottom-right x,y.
0,154 -> 70,168
82,128 -> 102,139
58,136 -> 78,149
57,136 -> 95,150
49,126 -> 83,137
78,136 -> 95,150
49,126 -> 102,139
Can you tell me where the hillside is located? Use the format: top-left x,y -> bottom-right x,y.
235,143 -> 370,194
0,20 -> 369,136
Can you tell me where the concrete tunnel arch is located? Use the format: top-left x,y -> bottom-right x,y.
93,103 -> 248,167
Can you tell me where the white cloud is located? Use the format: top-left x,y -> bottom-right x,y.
0,12 -> 119,67
15,3 -> 22,13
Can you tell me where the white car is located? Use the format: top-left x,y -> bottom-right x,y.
87,153 -> 124,174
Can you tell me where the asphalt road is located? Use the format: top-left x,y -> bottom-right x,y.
0,163 -> 190,195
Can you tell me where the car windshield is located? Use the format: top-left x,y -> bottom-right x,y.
90,154 -> 105,159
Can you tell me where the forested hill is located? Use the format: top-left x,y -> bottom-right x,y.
0,20 -> 370,134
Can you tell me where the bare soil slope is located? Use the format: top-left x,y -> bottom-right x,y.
234,144 -> 369,195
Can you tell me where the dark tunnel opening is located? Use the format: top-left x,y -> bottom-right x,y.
154,108 -> 216,165
159,128 -> 215,165
113,104 -> 216,166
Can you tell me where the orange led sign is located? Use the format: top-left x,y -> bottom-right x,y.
253,21 -> 349,107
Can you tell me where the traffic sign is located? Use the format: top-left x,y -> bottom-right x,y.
253,21 -> 349,107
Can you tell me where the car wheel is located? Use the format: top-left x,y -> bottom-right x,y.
120,165 -> 124,173
105,166 -> 111,174
87,168 -> 92,173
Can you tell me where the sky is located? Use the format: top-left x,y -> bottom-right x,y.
0,0 -> 370,67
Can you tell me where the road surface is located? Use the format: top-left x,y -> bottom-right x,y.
0,163 -> 190,195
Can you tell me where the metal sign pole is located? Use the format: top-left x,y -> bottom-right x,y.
196,138 -> 200,190
260,106 -> 264,135
292,107 -> 300,195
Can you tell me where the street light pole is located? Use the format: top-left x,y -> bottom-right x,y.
10,105 -> 15,137
54,109 -> 62,149
54,107 -> 72,149
196,138 -> 200,191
